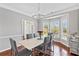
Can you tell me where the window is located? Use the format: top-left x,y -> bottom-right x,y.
49,14 -> 69,41
61,15 -> 69,41
43,21 -> 49,37
50,19 -> 60,39
37,14 -> 69,42
41,20 -> 50,37
24,20 -> 36,38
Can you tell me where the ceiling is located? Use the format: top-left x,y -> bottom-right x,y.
0,3 -> 78,17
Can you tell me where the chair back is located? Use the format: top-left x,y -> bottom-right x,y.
43,37 -> 49,50
49,34 -> 52,42
44,36 -> 52,50
26,34 -> 33,39
33,33 -> 36,38
9,38 -> 18,55
48,35 -> 52,48
44,37 -> 50,43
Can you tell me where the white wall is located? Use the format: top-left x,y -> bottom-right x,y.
69,9 -> 79,35
0,7 -> 37,51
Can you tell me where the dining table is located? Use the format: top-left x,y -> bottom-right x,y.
19,37 -> 44,50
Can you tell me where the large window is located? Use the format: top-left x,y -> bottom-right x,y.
50,15 -> 69,41
39,14 -> 69,42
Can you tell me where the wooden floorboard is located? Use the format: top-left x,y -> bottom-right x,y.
0,49 -> 11,56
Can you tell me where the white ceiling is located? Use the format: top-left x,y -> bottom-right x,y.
0,3 -> 78,17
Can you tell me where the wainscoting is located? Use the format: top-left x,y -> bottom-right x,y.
0,35 -> 23,51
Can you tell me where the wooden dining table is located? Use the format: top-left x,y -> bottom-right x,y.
19,37 -> 44,50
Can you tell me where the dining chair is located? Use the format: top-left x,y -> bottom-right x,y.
33,33 -> 39,38
44,36 -> 51,50
22,36 -> 25,40
46,35 -> 52,51
9,38 -> 32,56
43,36 -> 53,56
32,33 -> 35,38
26,34 -> 33,39
35,36 -> 52,56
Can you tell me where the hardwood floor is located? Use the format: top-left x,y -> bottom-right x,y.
53,41 -> 78,56
53,41 -> 70,56
0,41 -> 78,56
0,49 -> 11,56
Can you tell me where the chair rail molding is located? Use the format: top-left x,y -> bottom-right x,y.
0,35 -> 22,39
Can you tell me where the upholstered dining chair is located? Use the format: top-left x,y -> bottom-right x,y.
26,34 -> 33,39
9,38 -> 32,56
35,36 -> 52,56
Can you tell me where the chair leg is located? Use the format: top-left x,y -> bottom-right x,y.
11,48 -> 15,56
32,48 -> 35,56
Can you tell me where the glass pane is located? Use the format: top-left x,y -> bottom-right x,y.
61,19 -> 68,40
43,21 -> 49,37
50,19 -> 60,39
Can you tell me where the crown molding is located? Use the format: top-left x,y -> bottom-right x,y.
43,4 -> 79,19
0,4 -> 35,19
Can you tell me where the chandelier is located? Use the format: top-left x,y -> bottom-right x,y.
32,3 -> 44,19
